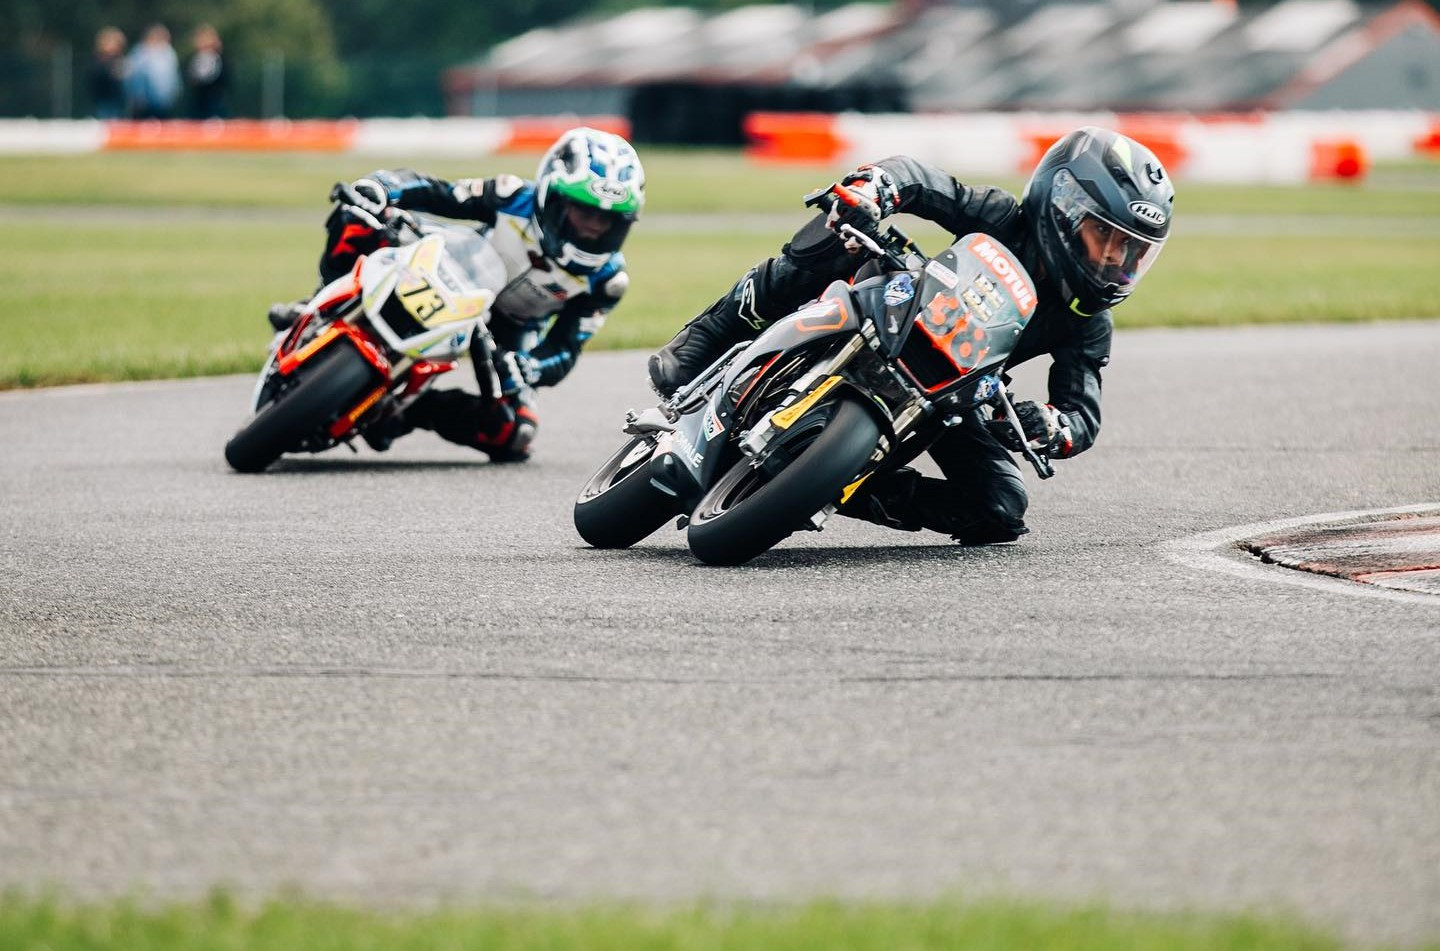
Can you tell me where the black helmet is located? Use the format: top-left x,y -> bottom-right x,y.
1021,127 -> 1173,316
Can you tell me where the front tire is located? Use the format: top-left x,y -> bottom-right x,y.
687,397 -> 880,566
574,436 -> 682,548
225,343 -> 379,473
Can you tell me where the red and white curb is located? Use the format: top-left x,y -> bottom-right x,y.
1163,503 -> 1440,605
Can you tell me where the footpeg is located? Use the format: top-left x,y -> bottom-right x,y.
624,406 -> 676,435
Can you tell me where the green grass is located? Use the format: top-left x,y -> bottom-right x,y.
1,150 -> 851,216
4,150 -> 1439,388
6,892 -> 1427,951
9,150 -> 1440,217
0,219 -> 785,387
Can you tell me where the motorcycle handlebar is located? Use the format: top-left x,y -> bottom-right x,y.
329,180 -> 420,241
804,184 -> 922,272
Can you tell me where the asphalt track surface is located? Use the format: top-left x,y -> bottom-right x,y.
2,321 -> 1437,944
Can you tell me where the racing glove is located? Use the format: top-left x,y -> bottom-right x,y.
823,165 -> 900,249
989,401 -> 1076,458
347,177 -> 389,214
493,349 -> 541,393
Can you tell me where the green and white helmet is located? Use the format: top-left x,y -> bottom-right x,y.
534,127 -> 645,274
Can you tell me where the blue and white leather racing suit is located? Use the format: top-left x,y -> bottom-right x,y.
319,168 -> 630,461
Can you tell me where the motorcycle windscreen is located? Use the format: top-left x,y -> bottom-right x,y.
363,234 -> 498,358
899,233 -> 1038,394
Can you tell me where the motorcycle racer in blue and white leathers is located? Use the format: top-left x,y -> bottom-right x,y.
271,127 -> 645,461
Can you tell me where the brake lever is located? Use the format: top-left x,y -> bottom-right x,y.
837,223 -> 884,257
994,387 -> 1055,480
383,206 -> 421,241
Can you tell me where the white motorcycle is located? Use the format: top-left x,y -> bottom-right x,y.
225,183 -> 512,473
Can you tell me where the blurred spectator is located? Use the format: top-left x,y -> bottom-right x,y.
186,24 -> 228,119
88,27 -> 128,119
126,24 -> 182,119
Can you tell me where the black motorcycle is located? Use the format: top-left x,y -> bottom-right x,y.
574,184 -> 1055,565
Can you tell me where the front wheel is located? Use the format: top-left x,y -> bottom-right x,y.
224,342 -> 380,473
574,435 -> 682,549
687,397 -> 880,566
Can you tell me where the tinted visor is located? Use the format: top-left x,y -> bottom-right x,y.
543,195 -> 633,257
1050,169 -> 1164,296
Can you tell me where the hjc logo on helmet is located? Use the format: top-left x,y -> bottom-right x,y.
1128,200 -> 1168,227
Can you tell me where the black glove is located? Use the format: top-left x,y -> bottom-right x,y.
989,401 -> 1075,458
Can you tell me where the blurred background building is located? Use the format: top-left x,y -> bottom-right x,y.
448,0 -> 1440,143
2,0 -> 1438,144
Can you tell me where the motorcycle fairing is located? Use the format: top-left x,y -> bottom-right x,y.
873,270 -> 925,358
898,233 -> 1038,395
359,234 -> 497,361
713,280 -> 863,402
645,282 -> 864,504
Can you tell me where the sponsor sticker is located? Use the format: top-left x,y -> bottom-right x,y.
1129,200 -> 1167,226
883,272 -> 915,306
704,403 -> 726,441
924,259 -> 959,288
973,374 -> 1000,401
668,428 -> 704,467
967,236 -> 1037,317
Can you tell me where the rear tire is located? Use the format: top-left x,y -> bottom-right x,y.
687,397 -> 879,566
225,343 -> 379,473
574,436 -> 681,549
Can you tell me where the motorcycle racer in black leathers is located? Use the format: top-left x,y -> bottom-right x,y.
648,127 -> 1173,543
273,127 -> 645,462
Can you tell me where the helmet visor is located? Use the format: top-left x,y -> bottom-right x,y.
540,194 -> 633,259
1050,169 -> 1164,297
564,202 -> 632,256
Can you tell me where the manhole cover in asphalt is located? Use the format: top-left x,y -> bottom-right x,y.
1242,511 -> 1440,596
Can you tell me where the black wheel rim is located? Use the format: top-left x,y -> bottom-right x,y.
691,412 -> 830,524
579,437 -> 654,503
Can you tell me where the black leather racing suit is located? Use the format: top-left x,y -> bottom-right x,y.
661,156 -> 1112,543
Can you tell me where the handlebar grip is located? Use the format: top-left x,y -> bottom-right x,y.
802,186 -> 835,210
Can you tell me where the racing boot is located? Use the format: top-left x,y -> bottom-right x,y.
361,404 -> 415,452
647,273 -> 763,398
837,467 -> 925,532
405,389 -> 537,463
649,217 -> 851,396
838,467 -> 1029,544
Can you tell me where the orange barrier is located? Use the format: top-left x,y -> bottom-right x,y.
1416,122 -> 1440,155
744,113 -> 844,163
1309,139 -> 1368,181
96,117 -> 630,154
104,119 -> 358,151
742,111 -> 1420,183
501,116 -> 631,152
